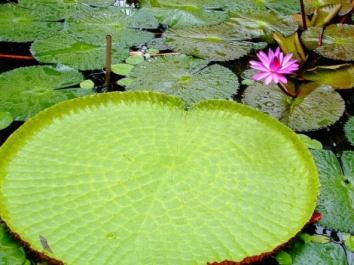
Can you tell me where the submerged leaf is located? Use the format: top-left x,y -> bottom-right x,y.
0,91 -> 319,265
344,117 -> 354,146
165,22 -> 266,61
311,150 -> 354,233
301,64 -> 354,89
0,4 -> 62,42
310,4 -> 342,27
242,83 -> 345,131
30,33 -> 128,70
123,55 -> 239,106
301,24 -> 354,61
0,66 -> 92,120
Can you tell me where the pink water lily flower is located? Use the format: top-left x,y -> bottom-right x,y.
250,47 -> 299,85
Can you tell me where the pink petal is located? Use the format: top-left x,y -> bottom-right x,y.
279,75 -> 288,84
250,64 -> 269,72
272,73 -> 279,83
275,47 -> 281,58
268,48 -> 275,63
257,51 -> 270,65
252,71 -> 271,81
265,74 -> 274,85
279,52 -> 284,65
282,53 -> 294,66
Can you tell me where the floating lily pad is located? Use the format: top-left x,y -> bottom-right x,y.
123,55 -> 239,106
65,6 -> 157,47
242,83 -> 345,131
344,117 -> 354,146
262,0 -> 300,15
0,224 -> 30,265
301,64 -> 354,89
138,7 -> 228,28
164,22 -> 266,61
289,240 -> 348,265
0,4 -> 63,42
0,65 -> 92,121
311,150 -> 354,233
80,80 -> 95,90
228,10 -> 298,41
0,91 -> 319,265
111,63 -> 134,76
297,134 -> 323,150
30,33 -> 128,70
301,24 -> 354,61
0,112 -> 13,131
304,0 -> 353,15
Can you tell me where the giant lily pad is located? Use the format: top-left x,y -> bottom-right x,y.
122,55 -> 239,106
0,4 -> 63,42
301,24 -> 354,61
0,65 -> 92,120
344,117 -> 354,146
65,6 -> 157,47
242,82 -> 345,131
164,22 -> 266,61
0,91 -> 319,265
311,150 -> 354,233
301,64 -> 354,89
31,33 -> 128,70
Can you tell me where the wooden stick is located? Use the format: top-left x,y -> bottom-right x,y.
300,0 -> 307,30
105,35 -> 112,92
0,54 -> 35,60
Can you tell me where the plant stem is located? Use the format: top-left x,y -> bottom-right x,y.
0,54 -> 35,60
278,83 -> 297,97
299,0 -> 307,30
104,35 -> 112,92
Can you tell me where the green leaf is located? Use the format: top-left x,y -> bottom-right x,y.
126,55 -> 145,65
80,80 -> 95,90
310,4 -> 342,27
344,117 -> 354,146
164,22 -> 266,61
301,64 -> 354,89
289,240 -> 347,265
0,65 -> 92,121
30,33 -> 128,70
125,55 -> 239,106
117,77 -> 133,87
309,235 -> 330,244
311,150 -> 354,233
0,224 -> 29,265
344,234 -> 354,252
65,6 -> 157,47
304,0 -> 353,16
139,7 -> 228,28
301,24 -> 354,61
228,10 -> 298,41
0,91 -> 319,265
273,32 -> 307,62
0,112 -> 13,131
112,64 -> 134,76
242,83 -> 345,131
262,0 -> 300,15
275,250 -> 293,265
0,4 -> 63,42
297,134 -> 323,150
